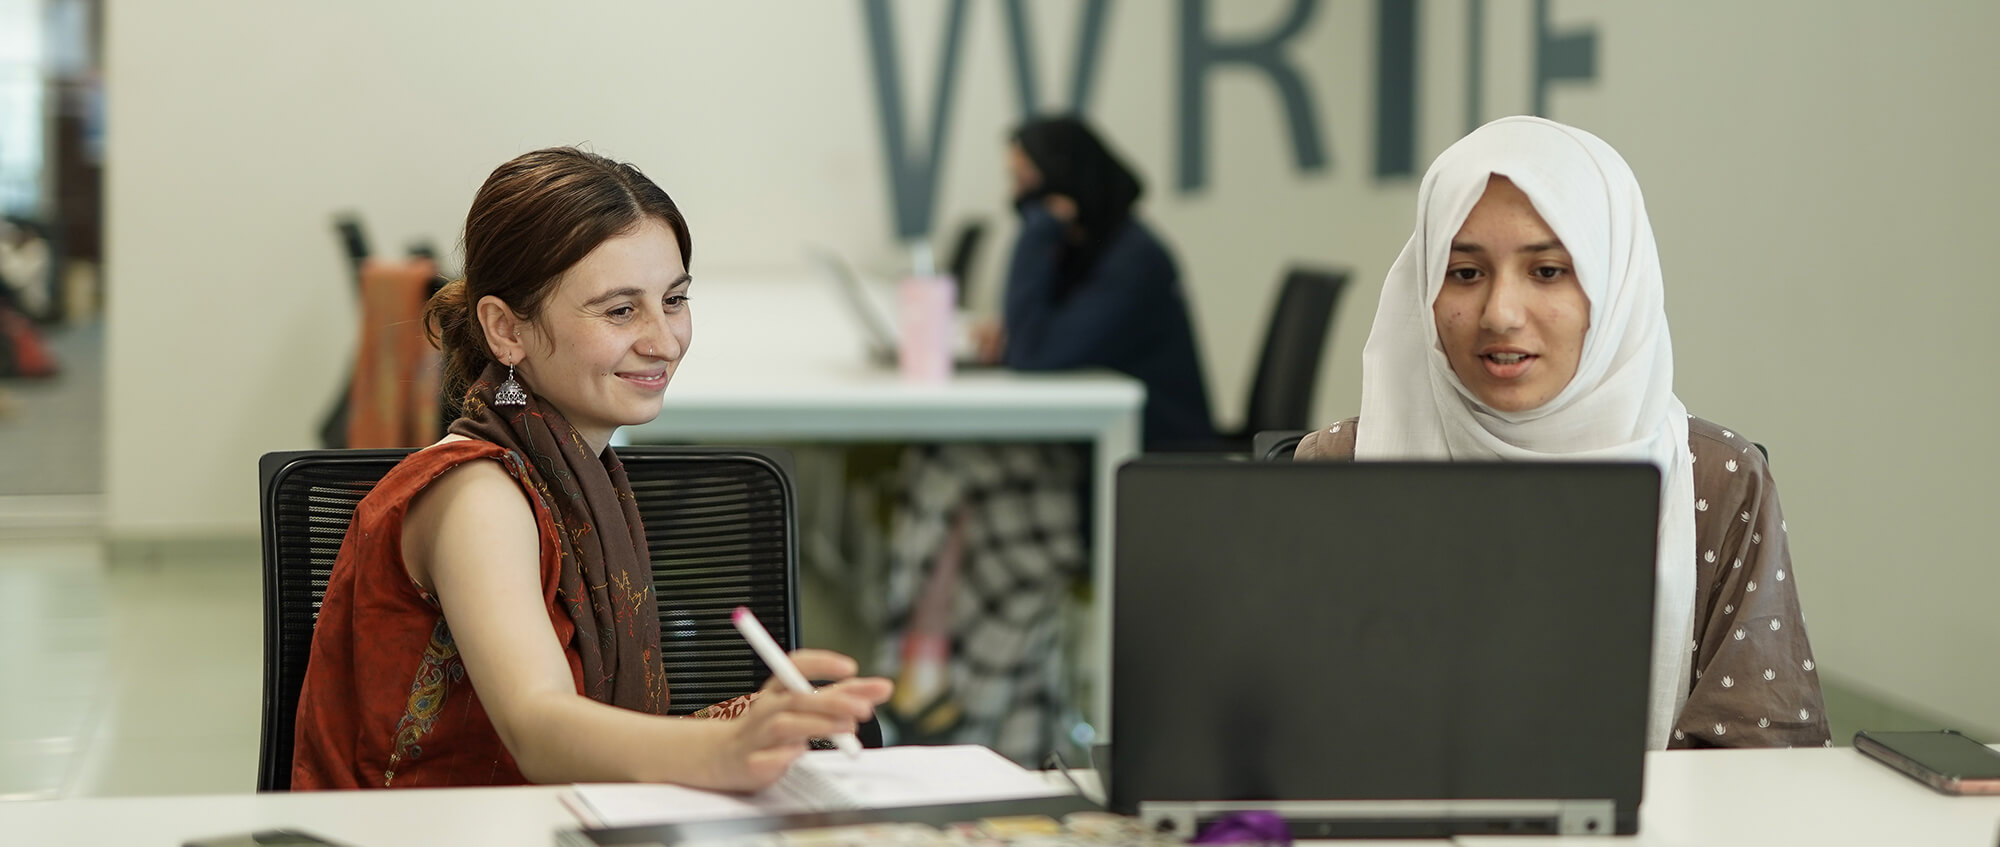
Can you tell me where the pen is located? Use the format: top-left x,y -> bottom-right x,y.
731,606 -> 864,758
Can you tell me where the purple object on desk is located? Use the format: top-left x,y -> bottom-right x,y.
1190,811 -> 1291,845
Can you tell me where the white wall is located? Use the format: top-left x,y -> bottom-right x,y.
106,1 -> 1999,733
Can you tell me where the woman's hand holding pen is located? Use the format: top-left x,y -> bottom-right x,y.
706,649 -> 891,793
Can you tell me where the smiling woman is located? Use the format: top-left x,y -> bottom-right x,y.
471,219 -> 692,452
1296,117 -> 1829,751
289,148 -> 891,792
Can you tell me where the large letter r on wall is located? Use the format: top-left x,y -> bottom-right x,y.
1176,0 -> 1327,193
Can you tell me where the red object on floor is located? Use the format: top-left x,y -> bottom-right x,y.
0,302 -> 57,378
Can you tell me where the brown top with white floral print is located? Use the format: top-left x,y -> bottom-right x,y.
1295,415 -> 1831,749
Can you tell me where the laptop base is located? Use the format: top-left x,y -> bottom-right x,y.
1139,798 -> 1624,839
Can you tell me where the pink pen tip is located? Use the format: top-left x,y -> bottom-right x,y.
732,607 -> 751,623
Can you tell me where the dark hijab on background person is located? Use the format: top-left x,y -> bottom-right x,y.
1011,116 -> 1142,300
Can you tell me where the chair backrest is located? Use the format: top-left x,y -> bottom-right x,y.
256,446 -> 800,791
1251,430 -> 1308,461
332,213 -> 370,289
620,448 -> 798,713
1241,267 -> 1349,435
258,449 -> 406,791
944,219 -> 987,308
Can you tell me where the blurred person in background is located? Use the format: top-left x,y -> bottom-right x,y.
978,115 -> 1214,448
877,118 -> 1211,764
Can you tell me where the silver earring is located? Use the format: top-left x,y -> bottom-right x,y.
494,364 -> 528,406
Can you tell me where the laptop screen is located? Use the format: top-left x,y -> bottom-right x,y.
1110,460 -> 1658,816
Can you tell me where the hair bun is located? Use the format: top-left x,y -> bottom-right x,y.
423,278 -> 475,353
433,277 -> 468,305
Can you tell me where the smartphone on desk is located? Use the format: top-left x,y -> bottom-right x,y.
1854,729 -> 2000,795
183,829 -> 349,847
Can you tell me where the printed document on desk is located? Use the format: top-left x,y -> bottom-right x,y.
566,744 -> 1072,829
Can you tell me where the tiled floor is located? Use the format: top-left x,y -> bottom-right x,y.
0,535 -> 261,799
0,321 -> 104,497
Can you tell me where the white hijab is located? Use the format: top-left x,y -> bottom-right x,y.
1356,116 -> 1693,750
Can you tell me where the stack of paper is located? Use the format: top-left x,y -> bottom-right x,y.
566,744 -> 1072,829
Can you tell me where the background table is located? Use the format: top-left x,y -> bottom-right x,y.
612,276 -> 1144,735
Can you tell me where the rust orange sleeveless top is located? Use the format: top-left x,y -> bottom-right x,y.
291,440 -> 578,789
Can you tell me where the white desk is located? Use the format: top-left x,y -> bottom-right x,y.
5,749 -> 1994,846
0,785 -> 578,846
1460,745 -> 2000,845
611,276 -> 1145,735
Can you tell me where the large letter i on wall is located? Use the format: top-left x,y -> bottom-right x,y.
1533,0 -> 1596,117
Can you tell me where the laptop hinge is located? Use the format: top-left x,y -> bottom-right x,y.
1139,798 -> 1619,839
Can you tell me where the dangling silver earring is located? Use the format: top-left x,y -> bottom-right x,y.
494,363 -> 528,406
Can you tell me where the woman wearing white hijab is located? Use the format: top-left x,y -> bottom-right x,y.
1296,116 -> 1829,750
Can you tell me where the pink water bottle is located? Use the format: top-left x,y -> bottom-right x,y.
898,274 -> 956,383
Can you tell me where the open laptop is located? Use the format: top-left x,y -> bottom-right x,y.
1110,460 -> 1659,838
804,247 -> 992,369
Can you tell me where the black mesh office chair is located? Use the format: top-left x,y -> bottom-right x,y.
257,445 -> 834,792
258,448 -> 403,792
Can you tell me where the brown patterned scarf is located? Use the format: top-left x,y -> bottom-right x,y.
449,361 -> 667,715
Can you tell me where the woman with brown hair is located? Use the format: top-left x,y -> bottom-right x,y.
291,148 -> 891,790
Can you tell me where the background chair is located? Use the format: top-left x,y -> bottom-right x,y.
315,215 -> 371,449
333,214 -> 370,284
318,216 -> 456,447
1251,429 -> 1308,461
257,445 -> 831,792
942,219 -> 987,309
1236,267 -> 1348,441
1163,267 -> 1348,454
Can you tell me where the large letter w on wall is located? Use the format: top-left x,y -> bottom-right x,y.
1002,0 -> 1112,118
863,0 -> 1114,241
863,0 -> 971,242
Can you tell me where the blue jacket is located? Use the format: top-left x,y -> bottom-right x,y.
1002,207 -> 1215,447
